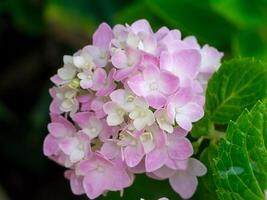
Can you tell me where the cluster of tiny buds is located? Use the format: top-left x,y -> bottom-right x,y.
43,19 -> 223,199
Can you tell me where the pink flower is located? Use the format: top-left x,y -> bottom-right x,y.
109,89 -> 136,112
145,128 -> 193,172
112,47 -> 141,80
77,68 -> 106,89
72,112 -> 105,140
93,68 -> 116,96
75,23 -> 113,68
169,158 -> 207,199
59,134 -> 90,163
49,86 -> 78,115
64,170 -> 85,195
90,96 -> 109,119
128,64 -> 179,109
167,89 -> 204,131
44,19 -> 223,199
43,115 -> 78,167
118,131 -> 145,167
160,49 -> 201,87
76,153 -> 132,199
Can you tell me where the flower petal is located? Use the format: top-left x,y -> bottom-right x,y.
169,171 -> 198,199
93,23 -> 114,50
145,148 -> 167,172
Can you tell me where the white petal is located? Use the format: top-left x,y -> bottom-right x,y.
107,113 -> 124,126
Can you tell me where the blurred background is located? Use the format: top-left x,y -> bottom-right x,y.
0,0 -> 267,199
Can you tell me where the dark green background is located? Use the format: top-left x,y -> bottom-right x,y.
0,0 -> 267,199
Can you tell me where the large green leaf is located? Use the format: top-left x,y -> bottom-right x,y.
212,101 -> 267,199
145,0 -> 236,48
206,58 -> 267,124
210,0 -> 267,29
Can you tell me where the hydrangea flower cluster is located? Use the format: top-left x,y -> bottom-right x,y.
43,19 -> 223,199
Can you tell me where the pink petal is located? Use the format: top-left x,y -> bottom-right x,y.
96,69 -> 116,96
153,165 -> 176,179
175,114 -> 192,131
145,148 -> 167,172
93,23 -> 114,50
43,134 -> 59,156
155,26 -> 169,40
50,74 -> 67,86
113,67 -> 135,81
143,63 -> 160,81
160,51 -> 173,71
68,171 -> 85,195
169,172 -> 198,199
188,158 -> 207,176
182,102 -> 204,122
170,89 -> 193,107
128,159 -> 146,174
172,49 -> 201,78
127,73 -> 147,96
80,79 -> 93,89
108,165 -> 133,190
49,99 -> 62,114
200,45 -> 223,73
111,50 -> 128,69
183,36 -> 200,49
167,136 -> 193,160
131,19 -> 152,35
146,92 -> 166,109
173,127 -> 188,137
159,70 -> 179,95
59,138 -> 78,155
92,68 -> 107,90
110,89 -> 126,104
100,142 -> 120,160
48,122 -> 67,138
50,114 -> 76,132
83,172 -> 106,199
72,112 -> 92,128
124,144 -> 144,167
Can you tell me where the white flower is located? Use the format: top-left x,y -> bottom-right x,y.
57,55 -> 77,82
103,102 -> 127,126
140,131 -> 155,154
110,89 -> 136,112
155,109 -> 174,133
55,87 -> 78,113
129,97 -> 155,130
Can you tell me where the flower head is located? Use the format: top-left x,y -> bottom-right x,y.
43,19 -> 222,199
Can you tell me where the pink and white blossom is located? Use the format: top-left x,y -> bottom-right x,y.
43,19 -> 222,199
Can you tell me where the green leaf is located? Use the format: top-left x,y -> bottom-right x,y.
145,0 -> 236,48
210,0 -> 267,29
191,114 -> 213,138
212,101 -> 267,199
232,29 -> 267,62
206,58 -> 267,124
